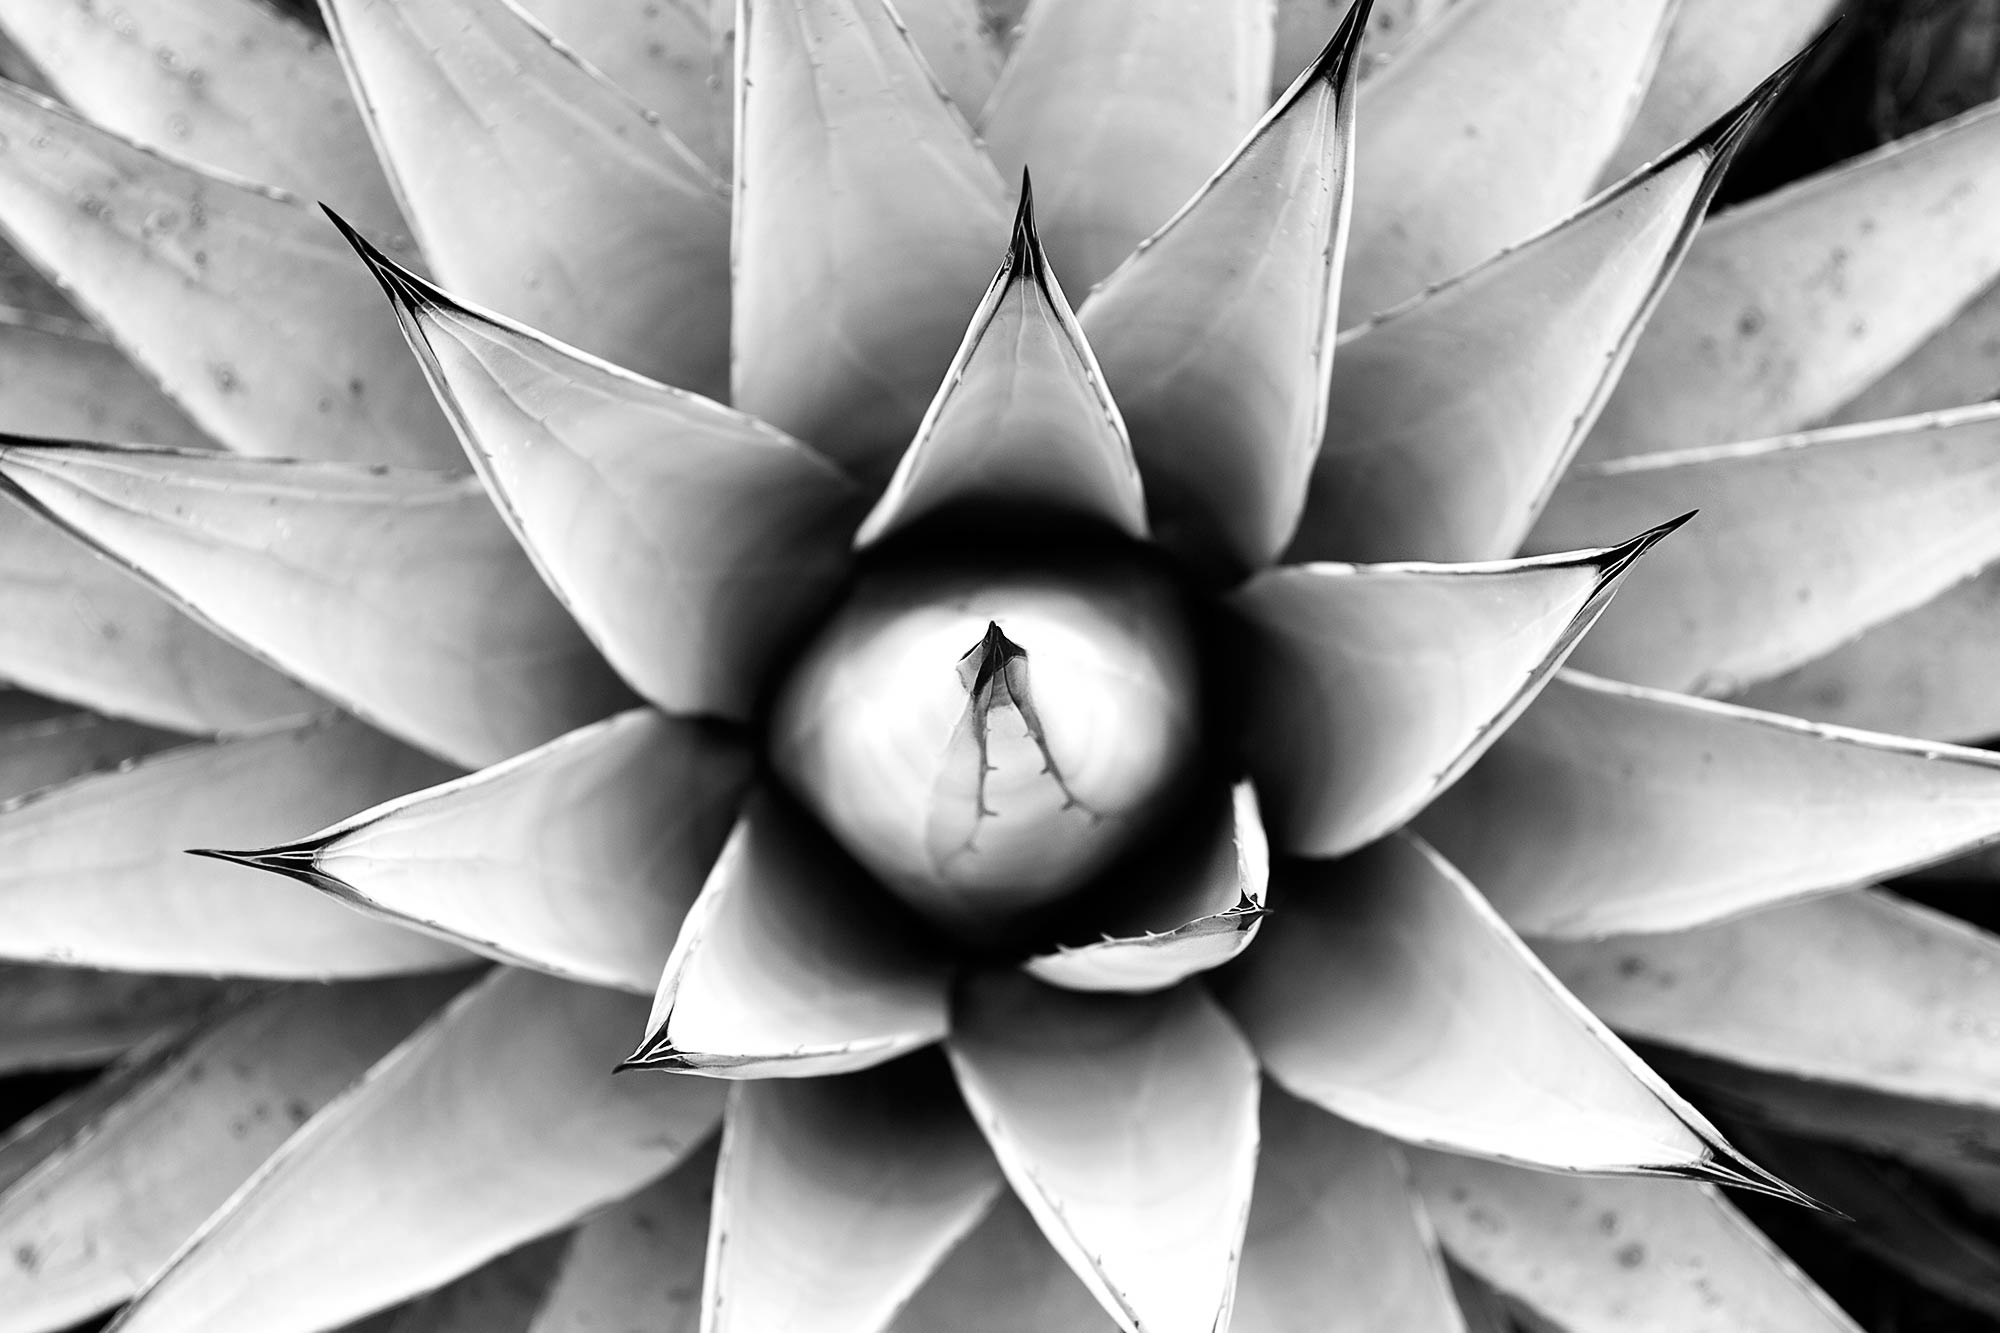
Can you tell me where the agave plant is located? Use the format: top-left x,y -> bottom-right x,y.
3,0 -> 2000,1329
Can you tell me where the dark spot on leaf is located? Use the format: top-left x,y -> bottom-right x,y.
1616,1242 -> 1647,1269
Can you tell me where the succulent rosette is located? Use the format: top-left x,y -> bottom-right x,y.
4,0 -> 2000,1329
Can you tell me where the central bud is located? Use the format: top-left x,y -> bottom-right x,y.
769,554 -> 1203,939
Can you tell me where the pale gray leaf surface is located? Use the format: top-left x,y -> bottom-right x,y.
1588,101 -> 2000,462
894,0 -> 1005,122
1734,564 -> 2000,742
1269,0 -> 1459,97
1024,781 -> 1269,995
1410,1154 -> 1861,1333
628,792 -> 951,1079
0,978 -> 464,1333
0,84 -> 458,468
1079,9 -> 1363,577
731,0 -> 1009,483
0,494 -> 326,734
514,0 -> 733,173
1294,92 -> 1758,565
0,716 -> 466,977
856,175 -> 1147,549
0,308 -> 210,448
0,968 -> 230,1075
221,708 -> 750,994
0,443 -> 634,768
0,1054 -> 168,1198
949,973 -> 1260,1333
525,1144 -> 713,1333
110,968 -> 723,1333
1342,0 -> 1673,322
1829,273 -> 2000,425
1600,0 -> 1841,184
1220,835 -> 1778,1188
345,228 -> 864,721
347,1235 -> 571,1333
322,0 -> 732,397
705,1060 -> 1002,1333
978,0 -> 1272,292
1230,525 -> 1675,857
0,0 -> 405,234
1421,672 -> 2000,937
1233,1085 -> 1465,1333
886,1192 -> 1115,1333
1539,889 -> 2000,1165
1536,404 -> 2000,696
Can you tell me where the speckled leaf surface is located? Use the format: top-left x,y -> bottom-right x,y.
0,85 -> 458,468
1535,404 -> 2000,696
1423,672 -> 2000,937
0,0 -> 405,234
1410,1155 -> 1860,1333
322,0 -> 732,397
0,978 -> 464,1333
108,968 -> 723,1333
0,444 -> 634,768
0,309 -> 210,448
1589,101 -> 2000,461
525,1146 -> 713,1333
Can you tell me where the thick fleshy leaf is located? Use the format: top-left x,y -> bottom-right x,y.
514,0 -> 733,172
1341,0 -> 1675,322
0,309 -> 209,448
627,793 -> 951,1078
705,1060 -> 1002,1332
1078,10 -> 1363,577
207,709 -> 750,994
1221,835 -> 1781,1190
1411,1154 -> 1860,1333
887,1192 -> 1114,1333
948,973 -> 1260,1333
1421,672 -> 2000,937
0,968 -> 230,1074
0,978 -> 463,1333
1587,101 -> 2000,462
1233,1086 -> 1463,1333
1535,405 -> 2000,696
0,85 -> 457,468
525,1146 -> 713,1333
1830,275 -> 2000,424
1735,565 -> 2000,742
1292,85 -> 1765,565
0,495 -> 326,734
977,0 -> 1272,291
1230,523 -> 1676,857
321,0 -> 732,397
731,0 -> 1009,481
896,0 -> 1005,120
1601,0 -> 1841,183
0,0 -> 404,233
342,226 -> 864,720
1541,890 -> 2000,1165
0,1055 -> 166,1197
856,177 -> 1146,548
110,969 -> 722,1333
0,716 -> 467,977
0,443 -> 633,768
1024,782 -> 1269,994
0,711 -> 183,803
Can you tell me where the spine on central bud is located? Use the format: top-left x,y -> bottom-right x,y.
769,560 -> 1202,940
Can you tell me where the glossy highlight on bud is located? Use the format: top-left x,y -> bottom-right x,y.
769,556 -> 1203,938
